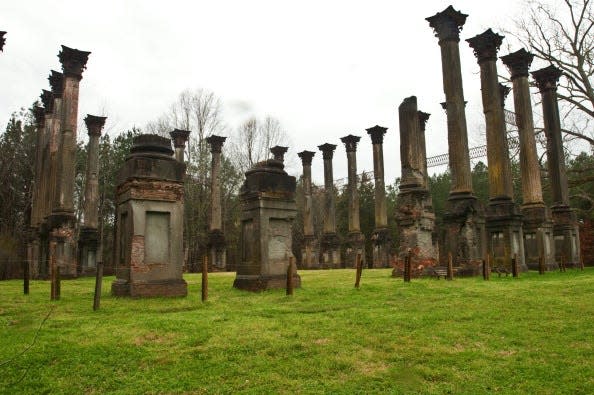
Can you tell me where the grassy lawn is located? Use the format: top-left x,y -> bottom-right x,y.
1,268 -> 593,394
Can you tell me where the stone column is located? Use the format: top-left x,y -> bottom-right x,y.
395,98 -> 437,277
206,135 -> 227,270
340,135 -> 365,268
467,29 -> 526,272
49,46 -> 90,278
297,150 -> 319,269
366,125 -> 391,268
532,65 -> 580,266
418,111 -> 430,188
38,89 -> 56,279
170,129 -> 190,163
271,145 -> 288,163
28,106 -> 46,278
78,115 -> 106,275
427,6 -> 485,271
501,48 -> 556,269
318,143 -> 341,268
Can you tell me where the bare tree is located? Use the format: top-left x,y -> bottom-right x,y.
230,115 -> 290,173
505,0 -> 594,148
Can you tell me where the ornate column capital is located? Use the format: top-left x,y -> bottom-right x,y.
297,150 -> 315,166
40,90 -> 54,113
532,65 -> 563,92
318,143 -> 337,160
33,106 -> 46,127
340,135 -> 361,152
205,134 -> 226,153
270,145 -> 288,162
84,115 -> 107,137
48,70 -> 64,98
58,45 -> 90,80
467,29 -> 504,63
366,125 -> 387,144
499,83 -> 511,108
170,129 -> 191,149
0,31 -> 6,52
500,48 -> 534,79
426,6 -> 468,43
418,111 -> 431,131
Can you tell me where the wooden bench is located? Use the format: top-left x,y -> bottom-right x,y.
427,266 -> 449,279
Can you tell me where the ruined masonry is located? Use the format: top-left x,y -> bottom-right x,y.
395,97 -> 437,276
112,135 -> 187,297
234,156 -> 300,291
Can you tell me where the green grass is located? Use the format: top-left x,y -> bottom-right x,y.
1,269 -> 594,394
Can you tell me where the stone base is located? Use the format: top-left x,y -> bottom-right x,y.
49,225 -> 78,278
78,227 -> 98,276
552,205 -> 580,266
320,233 -> 341,268
300,236 -> 319,269
522,205 -> 557,270
370,228 -> 392,268
486,198 -> 527,272
344,231 -> 365,268
111,279 -> 188,297
233,274 -> 301,292
208,230 -> 227,271
440,194 -> 486,267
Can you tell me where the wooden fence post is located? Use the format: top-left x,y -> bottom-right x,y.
202,255 -> 208,302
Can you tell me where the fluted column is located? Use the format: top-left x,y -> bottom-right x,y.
532,65 -> 580,265
532,66 -> 569,207
82,115 -> 106,229
53,46 -> 90,218
51,46 -> 90,278
170,129 -> 190,163
298,150 -> 318,268
318,143 -> 340,268
78,115 -> 106,274
206,135 -> 227,269
367,125 -> 392,268
426,6 -> 473,197
501,48 -> 556,269
501,49 -> 544,206
467,29 -> 513,200
341,135 -> 365,268
399,97 -> 424,190
468,29 -> 525,271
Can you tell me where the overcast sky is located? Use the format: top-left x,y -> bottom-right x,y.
2,0 -> 544,185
